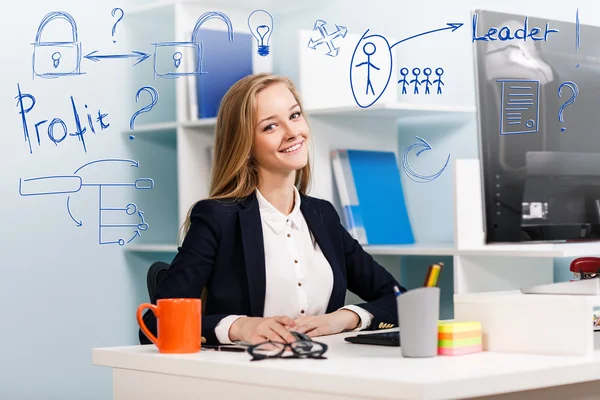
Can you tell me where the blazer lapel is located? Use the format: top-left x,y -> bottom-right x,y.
238,192 -> 266,317
300,195 -> 346,313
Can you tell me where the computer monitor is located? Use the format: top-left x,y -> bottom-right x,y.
521,151 -> 600,241
473,9 -> 600,243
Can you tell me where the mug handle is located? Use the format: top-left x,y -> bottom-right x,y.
137,303 -> 160,347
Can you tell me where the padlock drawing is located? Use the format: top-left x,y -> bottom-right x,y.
152,11 -> 234,79
32,11 -> 82,79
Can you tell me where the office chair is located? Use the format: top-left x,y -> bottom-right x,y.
145,261 -> 208,309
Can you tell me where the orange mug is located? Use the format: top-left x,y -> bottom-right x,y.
137,298 -> 202,353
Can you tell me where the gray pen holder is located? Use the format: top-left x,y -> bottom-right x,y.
397,287 -> 440,358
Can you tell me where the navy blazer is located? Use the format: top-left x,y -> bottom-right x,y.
139,191 -> 406,346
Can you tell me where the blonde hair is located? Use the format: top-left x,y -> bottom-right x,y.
179,73 -> 313,242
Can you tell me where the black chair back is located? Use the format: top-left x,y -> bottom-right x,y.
146,261 -> 208,313
146,261 -> 169,302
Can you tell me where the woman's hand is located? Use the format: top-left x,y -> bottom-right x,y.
292,310 -> 360,338
229,316 -> 297,345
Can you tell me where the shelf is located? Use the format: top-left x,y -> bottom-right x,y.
123,241 -> 600,257
306,102 -> 476,121
135,104 -> 474,132
181,118 -> 217,129
125,242 -> 455,256
458,242 -> 600,258
364,243 -> 455,256
455,290 -> 600,307
125,243 -> 178,253
129,121 -> 178,133
125,120 -> 216,132
126,122 -> 178,147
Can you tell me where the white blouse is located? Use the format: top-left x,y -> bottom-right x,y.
214,187 -> 373,344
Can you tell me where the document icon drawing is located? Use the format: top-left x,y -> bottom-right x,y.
498,79 -> 540,135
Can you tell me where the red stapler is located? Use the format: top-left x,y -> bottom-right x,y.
570,257 -> 600,280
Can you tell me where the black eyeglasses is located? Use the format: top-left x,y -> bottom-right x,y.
246,340 -> 328,361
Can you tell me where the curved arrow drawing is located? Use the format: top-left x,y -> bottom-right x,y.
401,136 -> 450,183
74,158 -> 139,174
389,23 -> 463,49
67,196 -> 82,227
127,230 -> 141,244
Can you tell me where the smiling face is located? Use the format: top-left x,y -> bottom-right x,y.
253,82 -> 310,176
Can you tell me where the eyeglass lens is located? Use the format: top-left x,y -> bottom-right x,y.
250,341 -> 326,358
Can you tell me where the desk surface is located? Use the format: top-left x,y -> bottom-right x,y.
93,329 -> 600,400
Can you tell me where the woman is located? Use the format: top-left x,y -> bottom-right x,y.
140,73 -> 405,346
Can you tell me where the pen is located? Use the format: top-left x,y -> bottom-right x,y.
393,285 -> 401,297
203,345 -> 247,353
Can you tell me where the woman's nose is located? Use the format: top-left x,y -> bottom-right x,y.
283,126 -> 299,140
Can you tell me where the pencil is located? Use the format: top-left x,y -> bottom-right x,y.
425,263 -> 443,287
424,264 -> 433,287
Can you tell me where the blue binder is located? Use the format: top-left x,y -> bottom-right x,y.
196,29 -> 253,118
344,150 -> 414,245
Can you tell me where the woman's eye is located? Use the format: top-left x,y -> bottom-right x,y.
291,111 -> 301,119
263,123 -> 276,132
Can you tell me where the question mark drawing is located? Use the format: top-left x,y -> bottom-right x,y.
130,86 -> 159,130
111,8 -> 124,43
558,81 -> 579,132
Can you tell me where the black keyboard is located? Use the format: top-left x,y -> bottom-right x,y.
344,331 -> 400,347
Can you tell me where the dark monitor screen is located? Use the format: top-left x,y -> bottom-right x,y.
473,9 -> 600,243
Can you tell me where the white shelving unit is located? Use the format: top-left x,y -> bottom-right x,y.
123,1 -> 600,307
125,99 -> 475,256
453,158 -> 600,295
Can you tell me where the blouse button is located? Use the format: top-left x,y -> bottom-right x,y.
287,233 -> 291,237
301,309 -> 305,314
294,260 -> 298,263
298,282 -> 302,287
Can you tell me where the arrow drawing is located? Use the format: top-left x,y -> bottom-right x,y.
74,158 -> 139,174
389,23 -> 463,49
18,159 -> 153,246
350,22 -> 463,108
67,196 -> 82,227
98,193 -> 150,246
84,50 -> 151,66
127,230 -> 141,244
307,19 -> 348,57
401,136 -> 450,183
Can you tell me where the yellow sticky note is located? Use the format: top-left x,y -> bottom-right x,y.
438,321 -> 481,333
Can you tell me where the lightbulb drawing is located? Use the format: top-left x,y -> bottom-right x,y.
248,9 -> 274,57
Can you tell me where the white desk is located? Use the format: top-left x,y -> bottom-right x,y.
93,329 -> 600,400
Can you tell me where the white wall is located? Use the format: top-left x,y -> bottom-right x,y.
0,1 -> 153,399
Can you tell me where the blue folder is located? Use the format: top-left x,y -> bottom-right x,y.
345,150 -> 414,245
196,29 -> 253,118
